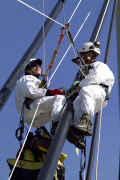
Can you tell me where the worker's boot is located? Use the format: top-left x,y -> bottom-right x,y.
51,121 -> 85,149
67,127 -> 85,149
71,114 -> 93,136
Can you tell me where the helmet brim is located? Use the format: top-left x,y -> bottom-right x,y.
29,59 -> 42,67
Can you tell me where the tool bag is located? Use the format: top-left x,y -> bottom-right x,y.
7,127 -> 66,180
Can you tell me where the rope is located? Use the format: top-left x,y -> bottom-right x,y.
95,0 -> 111,41
66,29 -> 77,57
65,0 -> 83,61
42,0 -> 45,74
8,99 -> 41,180
48,11 -> 91,87
68,0 -> 82,23
95,88 -> 103,180
62,0 -> 66,26
66,0 -> 97,57
17,0 -> 65,28
94,1 -> 111,179
48,0 -> 99,86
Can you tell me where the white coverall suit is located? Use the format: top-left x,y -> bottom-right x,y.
15,75 -> 66,127
15,61 -> 114,127
73,61 -> 115,124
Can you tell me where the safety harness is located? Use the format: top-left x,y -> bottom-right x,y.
72,57 -> 110,102
8,121 -> 66,180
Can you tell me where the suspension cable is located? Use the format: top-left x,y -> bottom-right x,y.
95,89 -> 103,180
48,11 -> 91,87
65,0 -> 82,58
68,0 -> 82,23
17,0 -> 65,28
95,0 -> 111,41
66,0 -> 97,58
48,0 -> 98,86
94,1 -> 111,179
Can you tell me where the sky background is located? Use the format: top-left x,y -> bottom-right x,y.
0,0 -> 119,180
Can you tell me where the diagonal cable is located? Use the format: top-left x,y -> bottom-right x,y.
48,11 -> 91,86
17,0 -> 65,27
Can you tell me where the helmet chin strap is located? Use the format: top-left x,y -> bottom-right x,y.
29,69 -> 40,79
85,52 -> 97,63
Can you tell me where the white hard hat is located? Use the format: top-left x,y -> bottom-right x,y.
79,42 -> 100,55
24,58 -> 42,71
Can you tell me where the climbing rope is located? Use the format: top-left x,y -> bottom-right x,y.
44,0 -> 83,80
48,11 -> 91,87
95,0 -> 111,41
17,0 -> 94,85
9,2 -> 66,177
8,98 -> 42,180
95,88 -> 103,180
68,0 -> 82,23
48,0 -> 99,87
42,0 -> 45,75
66,0 -> 82,58
94,1 -> 111,179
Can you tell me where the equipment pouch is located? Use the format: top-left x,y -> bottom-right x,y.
24,97 -> 34,109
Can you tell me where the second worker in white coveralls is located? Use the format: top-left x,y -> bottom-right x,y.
66,42 -> 115,148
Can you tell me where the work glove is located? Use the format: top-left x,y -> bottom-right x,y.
46,88 -> 66,96
65,81 -> 80,98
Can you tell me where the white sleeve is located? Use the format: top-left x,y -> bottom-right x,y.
79,62 -> 115,90
18,75 -> 47,99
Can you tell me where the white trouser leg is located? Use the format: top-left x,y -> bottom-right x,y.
52,95 -> 66,122
73,85 -> 107,124
23,95 -> 66,127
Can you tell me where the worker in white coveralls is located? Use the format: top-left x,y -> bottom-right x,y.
65,41 -> 115,149
15,58 -> 66,127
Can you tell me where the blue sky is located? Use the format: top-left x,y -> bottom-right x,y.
0,0 -> 119,180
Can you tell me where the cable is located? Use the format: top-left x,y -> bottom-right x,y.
65,0 -> 82,61
17,0 -> 65,28
62,0 -> 66,26
95,88 -> 103,180
94,1 -> 111,178
95,0 -> 111,41
48,0 -> 98,86
48,11 -> 91,87
8,98 -> 42,180
68,0 -> 82,23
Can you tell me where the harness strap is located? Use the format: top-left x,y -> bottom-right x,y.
15,118 -> 24,142
24,97 -> 34,109
99,83 -> 110,102
99,83 -> 109,89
